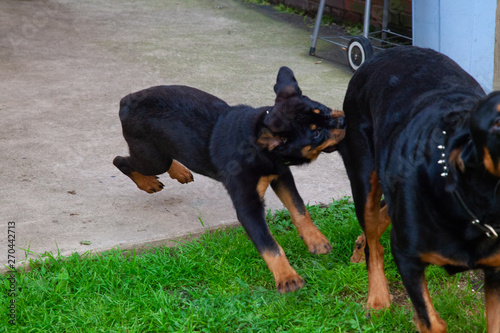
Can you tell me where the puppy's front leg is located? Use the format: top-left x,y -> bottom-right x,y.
271,168 -> 332,255
226,177 -> 305,293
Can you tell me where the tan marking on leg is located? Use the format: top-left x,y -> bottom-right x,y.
485,279 -> 500,333
497,103 -> 500,113
420,252 -> 467,267
273,185 -> 331,255
365,172 -> 391,310
413,277 -> 447,333
351,233 -> 366,263
257,175 -> 279,201
167,161 -> 194,184
130,172 -> 164,193
483,147 -> 500,177
262,246 -> 305,293
478,251 -> 500,266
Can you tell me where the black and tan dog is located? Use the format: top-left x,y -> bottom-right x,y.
114,67 -> 345,293
338,46 -> 500,332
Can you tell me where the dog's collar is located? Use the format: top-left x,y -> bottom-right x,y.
452,190 -> 499,238
439,131 -> 499,238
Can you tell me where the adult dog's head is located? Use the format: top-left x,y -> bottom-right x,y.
257,67 -> 345,165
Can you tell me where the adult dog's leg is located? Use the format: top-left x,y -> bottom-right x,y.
270,168 -> 331,255
350,204 -> 390,263
484,268 -> 500,332
226,176 -> 304,293
339,122 -> 391,309
393,249 -> 446,333
362,172 -> 391,309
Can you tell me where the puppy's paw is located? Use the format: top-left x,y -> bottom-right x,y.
168,161 -> 194,184
276,274 -> 305,293
301,230 -> 332,255
350,234 -> 366,263
130,172 -> 164,193
262,248 -> 305,293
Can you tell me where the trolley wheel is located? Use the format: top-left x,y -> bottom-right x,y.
347,36 -> 373,72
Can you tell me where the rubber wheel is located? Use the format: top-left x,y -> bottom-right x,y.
347,36 -> 374,72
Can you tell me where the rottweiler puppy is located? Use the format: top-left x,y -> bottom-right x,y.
338,46 -> 500,332
114,67 -> 345,293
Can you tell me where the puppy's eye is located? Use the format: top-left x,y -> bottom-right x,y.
313,129 -> 321,139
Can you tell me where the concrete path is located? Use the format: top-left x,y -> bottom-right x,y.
0,0 -> 352,272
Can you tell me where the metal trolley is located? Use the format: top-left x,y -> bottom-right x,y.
309,0 -> 412,71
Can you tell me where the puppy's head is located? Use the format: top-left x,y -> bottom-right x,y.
468,91 -> 500,177
257,67 -> 345,165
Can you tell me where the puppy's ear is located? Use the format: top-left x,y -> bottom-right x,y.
273,67 -> 302,100
257,127 -> 284,151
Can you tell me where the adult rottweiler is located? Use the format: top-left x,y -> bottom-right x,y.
338,46 -> 500,332
114,67 -> 345,293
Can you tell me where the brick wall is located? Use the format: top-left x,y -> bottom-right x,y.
268,0 -> 412,33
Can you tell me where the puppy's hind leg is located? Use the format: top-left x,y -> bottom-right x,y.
113,139 -> 171,193
167,161 -> 194,184
113,156 -> 165,193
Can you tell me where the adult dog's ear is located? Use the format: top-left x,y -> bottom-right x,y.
469,92 -> 500,177
273,66 -> 302,101
445,142 -> 474,192
256,127 -> 285,151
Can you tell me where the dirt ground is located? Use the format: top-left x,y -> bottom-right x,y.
0,0 -> 353,271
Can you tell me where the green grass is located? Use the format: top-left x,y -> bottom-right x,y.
1,198 -> 486,332
242,0 -> 305,18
